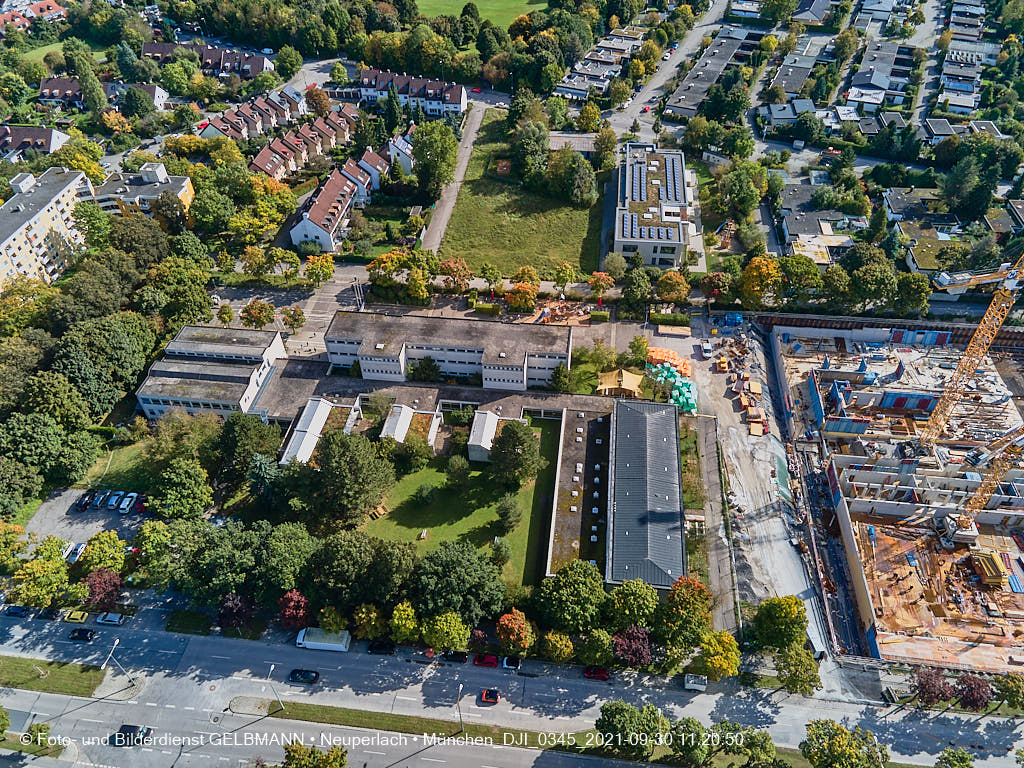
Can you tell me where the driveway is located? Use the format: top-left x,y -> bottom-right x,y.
419,104 -> 486,254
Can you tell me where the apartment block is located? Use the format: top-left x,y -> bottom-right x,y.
358,69 -> 467,116
0,167 -> 92,286
93,162 -> 194,218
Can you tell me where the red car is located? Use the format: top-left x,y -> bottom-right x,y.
584,666 -> 611,681
474,653 -> 499,667
480,688 -> 500,704
471,87 -> 482,93
641,106 -> 650,113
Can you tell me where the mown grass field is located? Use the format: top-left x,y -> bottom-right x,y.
416,0 -> 542,28
362,420 -> 559,587
0,654 -> 105,696
439,108 -> 602,276
25,40 -> 106,64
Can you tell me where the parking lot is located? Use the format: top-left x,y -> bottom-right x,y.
27,488 -> 145,551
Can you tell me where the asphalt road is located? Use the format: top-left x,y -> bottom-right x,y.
1,611 -> 1023,768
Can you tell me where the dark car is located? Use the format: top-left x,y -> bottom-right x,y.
76,491 -> 94,510
443,651 -> 468,663
480,688 -> 500,704
584,666 -> 611,681
288,669 -> 319,684
502,656 -> 521,671
133,495 -> 148,513
93,490 -> 111,508
37,607 -> 60,621
474,654 -> 499,667
368,639 -> 395,655
114,725 -> 153,747
70,628 -> 95,642
4,605 -> 30,617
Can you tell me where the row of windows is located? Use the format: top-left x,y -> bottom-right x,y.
362,367 -> 403,375
141,397 -> 235,408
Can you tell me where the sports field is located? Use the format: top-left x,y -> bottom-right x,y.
416,0 -> 545,29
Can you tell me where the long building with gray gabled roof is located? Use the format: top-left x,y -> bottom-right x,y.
605,400 -> 686,589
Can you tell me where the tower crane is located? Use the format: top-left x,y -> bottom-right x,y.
914,249 -> 1024,452
934,423 -> 1024,550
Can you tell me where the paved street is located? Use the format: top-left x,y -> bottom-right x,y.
909,0 -> 944,126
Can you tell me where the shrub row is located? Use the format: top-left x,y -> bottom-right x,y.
650,312 -> 690,326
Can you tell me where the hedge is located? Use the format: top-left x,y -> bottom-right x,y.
650,312 -> 690,326
474,303 -> 501,316
589,310 -> 610,322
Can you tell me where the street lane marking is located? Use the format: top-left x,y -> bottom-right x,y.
145,702 -> 158,706
183,706 -> 195,710
81,718 -> 103,723
395,695 -> 416,701
421,759 -> 445,764
157,649 -> 176,654
164,704 -> 175,708
363,750 -> 385,755
211,655 -> 230,660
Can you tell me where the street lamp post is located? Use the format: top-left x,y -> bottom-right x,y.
102,639 -> 136,686
455,683 -> 464,733
267,664 -> 285,714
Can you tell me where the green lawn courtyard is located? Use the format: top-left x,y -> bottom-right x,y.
438,108 -> 602,276
362,419 -> 559,587
25,41 -> 106,65
415,0 -> 542,29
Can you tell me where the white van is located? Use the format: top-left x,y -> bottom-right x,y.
683,674 -> 708,692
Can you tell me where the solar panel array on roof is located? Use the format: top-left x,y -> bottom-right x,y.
630,163 -> 639,202
639,163 -> 647,201
621,212 -> 629,237
631,213 -> 638,238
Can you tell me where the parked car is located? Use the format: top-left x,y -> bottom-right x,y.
67,543 -> 87,564
480,688 -> 500,704
119,493 -> 137,515
584,666 -> 611,681
662,52 -> 671,60
368,639 -> 395,655
107,491 -> 124,509
288,669 -> 320,684
93,491 -> 111,508
471,86 -> 482,93
76,491 -> 94,510
700,339 -> 714,359
114,725 -> 153,747
442,651 -> 468,663
474,654 -> 499,667
96,612 -> 126,626
70,628 -> 95,642
501,656 -> 521,671
133,495 -> 148,513
37,607 -> 61,620
641,105 -> 650,113
4,605 -> 30,617
64,610 -> 88,623
60,541 -> 75,560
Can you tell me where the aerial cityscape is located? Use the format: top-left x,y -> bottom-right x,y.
0,0 -> 1022,765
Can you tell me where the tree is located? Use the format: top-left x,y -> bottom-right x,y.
996,673 -> 1024,710
894,272 -> 930,315
411,541 -> 504,625
936,748 -> 975,768
801,721 -> 887,768
352,603 -> 385,640
275,45 -> 303,80
281,306 -> 306,334
18,371 -> 90,431
695,630 -> 740,681
0,703 -> 8,739
439,257 -> 473,292
613,625 -> 652,667
495,493 -> 522,534
281,743 -> 348,768
542,630 -> 575,663
0,522 -> 28,575
191,188 -> 235,234
9,549 -> 77,608
306,86 -> 331,117
383,84 -> 402,132
83,567 -> 123,610
655,576 -> 712,659
390,600 -> 420,644
241,300 -> 276,330
577,102 -> 600,132
329,61 -> 349,84
914,666 -> 954,706
73,201 -> 110,249
218,412 -> 281,494
776,644 -> 821,694
578,629 -> 615,667
304,253 -> 335,286
753,595 -> 808,649
608,579 -> 659,631
609,78 -> 631,106
657,271 -> 690,303
218,592 -> 253,629
152,457 -> 214,519
420,611 -> 471,651
588,271 -> 615,300
550,363 -> 571,393
79,530 -> 126,575
603,254 -> 627,281
489,420 -> 544,488
497,608 -> 535,654
554,261 -> 577,292
478,262 -> 503,292
279,589 -> 313,628
956,674 -> 992,711
445,454 -> 471,490
312,431 -> 395,524
778,255 -> 823,304
623,269 -> 652,305
822,264 -> 851,309
412,120 -> 458,199
595,701 -> 663,760
738,256 -> 782,309
537,559 -> 606,634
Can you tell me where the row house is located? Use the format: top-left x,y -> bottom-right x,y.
0,0 -> 65,33
357,69 -> 467,116
289,169 -> 357,252
248,110 -> 353,180
846,41 -> 915,113
0,124 -> 69,161
197,86 -> 307,141
140,42 -> 274,78
386,123 -> 415,174
104,81 -> 169,111
37,76 -> 83,109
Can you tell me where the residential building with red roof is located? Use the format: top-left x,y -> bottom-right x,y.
289,169 -> 357,251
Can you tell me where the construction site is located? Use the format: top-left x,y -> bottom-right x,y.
771,273 -> 1024,671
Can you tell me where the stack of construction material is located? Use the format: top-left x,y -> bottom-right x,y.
646,348 -> 697,413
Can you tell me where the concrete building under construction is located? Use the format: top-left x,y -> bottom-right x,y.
773,322 -> 1024,672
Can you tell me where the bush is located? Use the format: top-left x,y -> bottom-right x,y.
413,484 -> 438,505
589,310 -> 610,322
649,312 -> 690,326
474,302 -> 501,316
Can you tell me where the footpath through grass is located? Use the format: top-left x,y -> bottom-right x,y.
439,108 -> 602,275
0,654 -> 105,697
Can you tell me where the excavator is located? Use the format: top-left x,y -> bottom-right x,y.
934,424 -> 1024,550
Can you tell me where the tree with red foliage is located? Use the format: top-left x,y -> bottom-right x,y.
913,667 -> 953,706
469,628 -> 488,651
218,592 -> 253,630
496,608 -> 535,655
956,673 -> 992,711
83,567 -> 122,611
438,257 -> 473,293
278,589 -> 312,629
655,576 -> 712,651
613,625 -> 653,668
